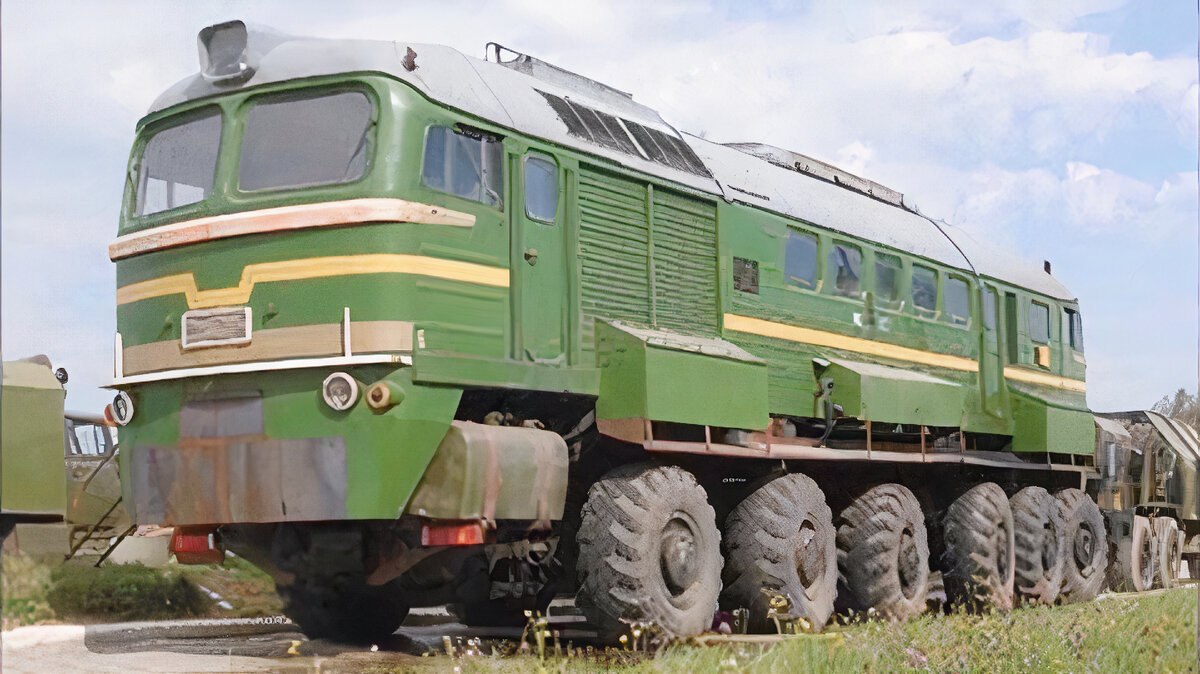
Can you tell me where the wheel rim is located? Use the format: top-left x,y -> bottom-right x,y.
898,527 -> 921,600
793,518 -> 820,592
1167,538 -> 1180,581
996,519 -> 1011,581
660,512 -> 701,597
1073,522 -> 1096,576
1139,532 -> 1155,587
1040,520 -> 1058,582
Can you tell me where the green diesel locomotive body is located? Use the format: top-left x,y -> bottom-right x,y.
109,23 -> 1101,640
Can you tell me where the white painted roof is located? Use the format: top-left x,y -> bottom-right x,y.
152,24 -> 1076,301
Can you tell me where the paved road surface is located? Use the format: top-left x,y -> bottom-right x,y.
1,607 -> 594,673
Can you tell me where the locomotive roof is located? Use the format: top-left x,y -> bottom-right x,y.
152,23 -> 1076,302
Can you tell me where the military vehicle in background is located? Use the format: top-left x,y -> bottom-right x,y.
1094,411 -> 1198,592
1,357 -> 130,554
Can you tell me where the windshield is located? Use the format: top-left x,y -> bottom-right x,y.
135,110 -> 222,216
238,91 -> 374,191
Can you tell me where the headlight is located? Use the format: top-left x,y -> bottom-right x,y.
321,372 -> 359,411
109,391 -> 135,426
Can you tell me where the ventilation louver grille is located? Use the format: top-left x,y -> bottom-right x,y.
537,90 -> 711,179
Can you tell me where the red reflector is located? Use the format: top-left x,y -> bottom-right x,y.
421,521 -> 486,546
170,527 -> 223,564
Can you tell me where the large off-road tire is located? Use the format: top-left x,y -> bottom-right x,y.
1111,514 -> 1155,592
1010,486 -> 1066,604
1056,488 -> 1108,603
278,578 -> 409,644
941,483 -> 1015,610
836,483 -> 929,621
721,473 -> 837,632
1156,518 -> 1182,589
575,463 -> 722,640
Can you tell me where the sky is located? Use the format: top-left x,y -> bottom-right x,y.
1,0 -> 1196,414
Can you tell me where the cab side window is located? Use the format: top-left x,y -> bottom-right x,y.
524,154 -> 558,223
422,126 -> 503,207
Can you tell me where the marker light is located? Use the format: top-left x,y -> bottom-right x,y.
110,391 -> 135,426
421,520 -> 487,547
322,372 -> 359,411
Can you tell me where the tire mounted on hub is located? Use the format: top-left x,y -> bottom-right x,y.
722,472 -> 837,632
575,463 -> 722,640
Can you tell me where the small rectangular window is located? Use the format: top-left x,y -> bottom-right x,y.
136,110 -> 222,216
1029,301 -> 1050,344
524,154 -> 558,222
239,91 -> 374,191
944,277 -> 970,326
422,126 -> 503,207
1065,308 -> 1084,352
827,243 -> 862,298
912,265 -> 937,313
784,231 -> 818,289
875,253 -> 902,305
983,287 -> 997,330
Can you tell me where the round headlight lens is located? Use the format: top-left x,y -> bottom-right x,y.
111,391 -> 134,426
322,372 -> 358,411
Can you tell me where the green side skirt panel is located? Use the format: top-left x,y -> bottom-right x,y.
814,357 -> 965,428
595,320 -> 768,430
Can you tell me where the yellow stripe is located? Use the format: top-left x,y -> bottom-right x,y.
724,313 -> 978,372
723,313 -> 1086,392
1003,366 -> 1087,393
117,254 -> 509,308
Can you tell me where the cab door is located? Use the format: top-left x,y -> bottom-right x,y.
509,149 -> 566,363
979,284 -> 1006,416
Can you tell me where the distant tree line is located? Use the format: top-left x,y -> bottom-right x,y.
1151,388 -> 1199,429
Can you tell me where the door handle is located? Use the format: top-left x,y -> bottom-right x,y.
524,248 -> 538,266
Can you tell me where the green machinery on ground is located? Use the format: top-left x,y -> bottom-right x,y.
109,21 -> 1117,641
2,358 -> 129,552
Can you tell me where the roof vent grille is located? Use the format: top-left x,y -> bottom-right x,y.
537,90 -> 711,178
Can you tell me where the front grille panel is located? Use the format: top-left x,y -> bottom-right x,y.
182,307 -> 252,349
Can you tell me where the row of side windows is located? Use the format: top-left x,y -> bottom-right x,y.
783,230 -> 971,327
1027,300 -> 1084,352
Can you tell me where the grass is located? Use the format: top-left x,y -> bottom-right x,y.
2,549 -> 283,628
176,554 -> 285,617
46,560 -> 211,622
2,551 -> 56,629
439,589 -> 1197,673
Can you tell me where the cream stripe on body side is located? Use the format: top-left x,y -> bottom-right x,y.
116,254 -> 509,309
723,313 -> 1086,392
109,198 -> 476,260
